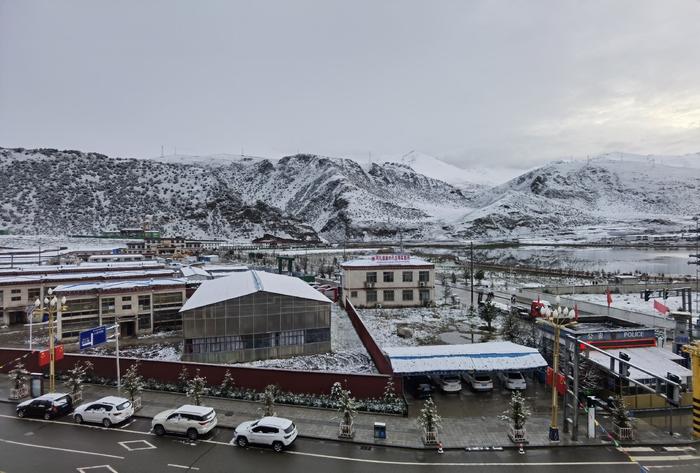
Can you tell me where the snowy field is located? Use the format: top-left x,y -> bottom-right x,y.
569,292 -> 689,316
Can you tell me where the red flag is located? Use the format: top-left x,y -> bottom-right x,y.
654,299 -> 669,315
606,289 -> 612,307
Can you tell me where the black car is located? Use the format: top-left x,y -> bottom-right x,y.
406,376 -> 435,399
16,393 -> 73,420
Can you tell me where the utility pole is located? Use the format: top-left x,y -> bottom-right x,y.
470,241 -> 474,310
688,216 -> 699,343
681,341 -> 700,438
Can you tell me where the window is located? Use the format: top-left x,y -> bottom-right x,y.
138,295 -> 150,311
122,296 -> 132,302
383,271 -> 394,283
11,289 -> 20,294
10,288 -> 21,302
28,288 -> 40,301
365,272 -> 377,283
402,271 -> 413,282
350,291 -> 358,298
122,304 -> 132,311
101,298 -> 115,314
366,290 -> 377,303
305,327 -> 330,343
419,289 -> 430,302
279,330 -> 304,346
383,290 -> 394,302
419,271 -> 430,282
402,290 -> 414,301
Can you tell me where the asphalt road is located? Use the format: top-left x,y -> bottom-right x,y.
0,403 -> 698,473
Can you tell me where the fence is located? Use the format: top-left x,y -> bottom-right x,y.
0,348 -> 395,399
343,300 -> 394,375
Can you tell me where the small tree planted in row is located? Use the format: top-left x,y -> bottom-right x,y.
260,384 -> 279,417
417,397 -> 441,445
121,362 -> 145,410
331,382 -> 356,439
64,361 -> 93,403
185,369 -> 208,406
8,362 -> 30,400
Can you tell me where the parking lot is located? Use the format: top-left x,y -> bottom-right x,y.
403,371 -> 554,419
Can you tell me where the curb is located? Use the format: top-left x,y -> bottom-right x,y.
4,397 -> 699,451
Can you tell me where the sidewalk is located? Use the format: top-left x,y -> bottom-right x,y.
1,374 -> 695,450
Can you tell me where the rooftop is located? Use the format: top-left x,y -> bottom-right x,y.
341,254 -> 433,268
383,342 -> 547,374
0,269 -> 176,285
53,278 -> 187,293
180,270 -> 331,312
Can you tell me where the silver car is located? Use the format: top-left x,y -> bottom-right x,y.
152,405 -> 217,440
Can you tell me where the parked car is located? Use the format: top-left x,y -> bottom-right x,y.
431,375 -> 462,393
73,396 -> 134,427
16,393 -> 73,420
406,375 -> 434,399
233,416 -> 298,452
151,405 -> 218,440
463,372 -> 494,392
498,371 -> 527,390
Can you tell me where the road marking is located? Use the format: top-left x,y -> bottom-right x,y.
662,446 -> 696,452
629,455 -> 700,462
0,438 -> 124,459
77,466 -> 118,473
119,419 -> 136,429
0,414 -> 150,436
286,450 -> 633,467
167,464 -> 200,471
619,447 -> 655,452
118,440 -> 156,451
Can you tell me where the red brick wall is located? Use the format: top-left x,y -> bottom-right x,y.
0,348 -> 399,399
343,300 -> 393,375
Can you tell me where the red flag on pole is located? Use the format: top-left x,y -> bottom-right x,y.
606,289 -> 613,307
653,299 -> 670,315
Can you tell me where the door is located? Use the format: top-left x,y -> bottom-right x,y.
249,425 -> 265,443
29,400 -> 46,417
82,404 -> 98,423
166,413 -> 185,433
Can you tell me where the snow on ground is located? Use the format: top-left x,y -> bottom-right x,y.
238,304 -> 375,373
358,306 -> 491,348
84,341 -> 182,361
569,293 -> 687,316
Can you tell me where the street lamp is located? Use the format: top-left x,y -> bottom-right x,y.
542,303 -> 574,442
34,289 -> 67,393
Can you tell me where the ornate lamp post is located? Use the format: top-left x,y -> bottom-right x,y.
542,296 -> 573,442
34,289 -> 67,393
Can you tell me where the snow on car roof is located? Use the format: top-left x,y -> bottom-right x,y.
96,396 -> 130,405
180,270 -> 331,312
177,404 -> 214,415
384,342 -> 547,374
260,416 -> 293,428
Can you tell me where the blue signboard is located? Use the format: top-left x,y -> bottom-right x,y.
79,326 -> 107,350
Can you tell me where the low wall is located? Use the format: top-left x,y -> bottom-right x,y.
343,300 -> 393,375
0,348 -> 397,399
540,282 -> 695,296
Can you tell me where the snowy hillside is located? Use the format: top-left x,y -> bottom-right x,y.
0,148 -> 472,241
2,147 -> 699,242
457,156 -> 700,238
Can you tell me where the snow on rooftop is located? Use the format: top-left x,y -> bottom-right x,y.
0,261 -> 163,275
586,346 -> 692,381
180,266 -> 212,279
383,342 -> 547,374
0,269 -> 175,285
341,254 -> 433,268
180,270 -> 331,312
54,278 -> 187,293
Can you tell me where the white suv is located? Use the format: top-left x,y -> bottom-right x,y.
73,396 -> 134,427
152,405 -> 218,440
233,416 -> 298,452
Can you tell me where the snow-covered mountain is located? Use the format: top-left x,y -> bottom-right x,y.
1,147 -> 699,242
456,155 -> 700,238
0,148 -> 472,241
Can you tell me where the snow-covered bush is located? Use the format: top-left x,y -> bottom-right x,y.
122,363 -> 145,402
64,361 -> 93,396
185,369 -> 208,406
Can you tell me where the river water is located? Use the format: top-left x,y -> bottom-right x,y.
479,246 -> 696,276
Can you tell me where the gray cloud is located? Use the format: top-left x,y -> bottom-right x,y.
1,0 -> 699,170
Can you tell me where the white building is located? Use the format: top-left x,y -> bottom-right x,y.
340,254 -> 435,308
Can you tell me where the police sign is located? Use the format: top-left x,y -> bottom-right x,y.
79,326 -> 107,350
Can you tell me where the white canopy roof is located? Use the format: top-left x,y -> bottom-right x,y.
383,342 -> 547,374
180,270 -> 330,312
586,346 -> 692,381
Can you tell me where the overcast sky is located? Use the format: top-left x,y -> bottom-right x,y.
1,0 -> 700,169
